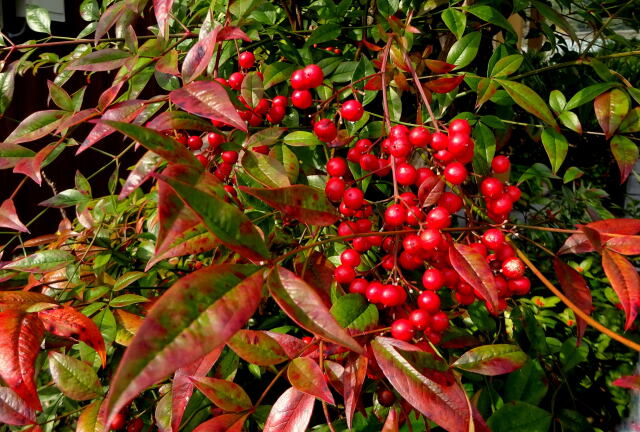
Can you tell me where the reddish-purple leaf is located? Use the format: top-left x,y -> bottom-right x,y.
97,82 -> 125,112
37,306 -> 107,367
68,49 -> 133,72
239,185 -> 339,226
452,344 -> 527,375
602,249 -> 640,330
612,375 -> 640,391
611,135 -> 639,183
594,89 -> 629,139
561,219 -> 640,254
424,59 -> 456,74
119,151 -> 163,200
581,226 -> 602,252
263,331 -> 308,358
293,252 -> 334,308
0,199 -> 29,233
324,361 -> 345,395
371,337 -> 488,432
268,267 -> 363,354
287,357 -> 334,404
263,387 -> 315,432
146,111 -> 217,133
94,2 -> 129,42
418,176 -> 444,207
553,258 -> 592,343
449,243 -> 499,314
192,413 -> 248,432
218,26 -> 252,42
606,236 -> 640,255
0,291 -> 55,313
104,264 -> 263,426
382,408 -> 399,432
4,110 -> 67,145
558,233 -> 595,255
423,75 -> 465,94
154,0 -> 174,36
0,311 -> 44,410
343,355 -> 367,429
227,329 -> 289,366
190,377 -> 253,412
0,387 -> 36,425
172,347 -> 223,432
55,109 -> 99,134
146,227 -> 218,271
13,143 -> 57,185
182,30 -> 220,83
77,100 -> 146,154
169,81 -> 247,132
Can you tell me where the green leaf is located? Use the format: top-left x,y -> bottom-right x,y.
283,131 -> 321,147
472,123 -> 496,175
446,31 -> 481,70
105,264 -> 263,425
3,250 -> 75,273
0,62 -> 17,115
39,189 -> 89,208
517,163 -> 559,185
241,71 -> 264,109
531,1 -> 578,44
441,8 -> 466,40
76,399 -> 105,432
190,377 -> 253,412
109,294 -> 149,308
497,80 -> 558,128
490,54 -> 523,78
475,78 -> 498,109
549,90 -> 566,113
26,5 -> 51,34
620,107 -> 640,133
240,151 -> 291,188
563,167 -> 584,183
377,0 -> 400,17
466,5 -> 515,34
227,330 -> 289,366
504,359 -> 548,405
610,135 -> 638,183
487,401 -> 552,432
559,337 -> 589,372
160,175 -> 270,261
565,83 -> 615,111
594,88 -> 629,139
330,294 -> 379,331
68,49 -> 132,72
452,344 -> 527,376
287,357 -> 334,404
48,352 -> 102,401
558,111 -> 582,134
540,128 -> 568,174
305,23 -> 341,47
263,62 -> 295,89
114,271 -> 146,291
80,0 -> 100,21
4,110 -> 67,145
387,87 -> 402,122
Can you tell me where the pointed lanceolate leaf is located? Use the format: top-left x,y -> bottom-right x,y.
37,306 -> 106,367
553,258 -> 592,343
610,135 -> 638,183
382,408 -> 399,432
606,236 -> 640,255
154,0 -> 174,36
0,199 -> 29,233
0,291 -> 55,313
423,75 -> 465,94
146,111 -> 217,132
496,80 -> 558,128
424,59 -> 456,74
227,330 -> 289,366
602,249 -> 640,330
77,100 -> 146,154
287,357 -> 334,404
595,89 -> 629,139
147,227 -> 218,271
343,354 -> 367,430
268,267 -> 363,354
263,387 -> 315,432
449,243 -> 499,313
76,399 -> 105,432
264,332 -> 308,359
169,81 -> 247,132
0,311 -> 45,410
68,49 -> 133,72
612,375 -> 640,391
0,387 -> 37,425
4,110 -> 67,145
330,293 -> 378,331
193,413 -> 248,432
104,264 -> 263,426
540,128 -> 568,174
239,185 -> 339,226
3,250 -> 74,273
452,344 -> 527,376
190,377 -> 252,412
119,151 -> 163,200
182,29 -> 219,83
48,352 -> 102,401
240,152 -> 291,188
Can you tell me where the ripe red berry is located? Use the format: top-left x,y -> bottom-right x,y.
266,105 -> 286,124
291,90 -> 313,109
480,177 -> 504,199
491,195 -> 513,215
417,290 -> 441,313
384,204 -> 407,227
482,229 -> 505,251
396,163 -> 417,186
334,264 -> 356,284
272,95 -> 288,107
340,249 -> 361,267
430,311 -> 449,333
502,257 -> 525,279
496,243 -> 516,261
391,319 -> 415,341
430,132 -> 449,150
221,150 -> 238,164
110,412 -> 126,431
447,133 -> 469,157
426,206 -> 451,230
406,206 -> 425,225
313,119 -> 337,142
228,72 -> 244,90
409,309 -> 431,330
380,284 -> 406,307
303,64 -> 324,88
340,100 -> 364,122
325,177 -> 345,202
448,118 -> 471,136
343,187 -> 365,209
327,157 -> 347,177
389,125 -> 409,138
389,137 -> 412,158
409,127 -> 431,147
438,192 -> 463,214
126,418 -> 144,432
419,228 -> 443,250
491,155 -> 511,173
378,389 -> 396,407
196,154 -> 208,166
508,276 -> 531,295
207,132 -> 225,148
366,281 -> 384,303
290,69 -> 307,90
187,135 -> 203,151
505,185 -> 521,202
349,278 -> 369,294
238,51 -> 255,69
352,236 -> 371,252
422,268 -> 444,290
444,162 -> 468,185
359,154 -> 379,172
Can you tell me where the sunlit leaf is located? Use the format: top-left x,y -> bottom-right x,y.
0,387 -> 37,426
227,330 -> 289,366
602,249 -> 640,330
449,244 -> 499,313
48,352 -> 102,401
0,199 -> 29,233
3,250 -> 75,273
497,80 -> 557,128
594,89 -> 629,139
190,377 -> 253,412
68,49 -> 133,72
287,357 -> 334,404
610,135 -> 638,183
263,387 -> 315,432
452,344 -> 527,375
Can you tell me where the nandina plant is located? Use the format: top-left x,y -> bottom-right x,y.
0,1 -> 639,431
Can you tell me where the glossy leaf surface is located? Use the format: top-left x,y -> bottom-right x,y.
263,387 -> 315,432
227,330 -> 289,366
449,243 -> 499,313
287,357 -> 334,404
452,344 -> 527,376
553,258 -> 592,343
190,377 -> 252,412
602,249 -> 640,330
0,387 -> 37,425
48,352 -> 102,401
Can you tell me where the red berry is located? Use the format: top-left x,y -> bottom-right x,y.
272,95 -> 288,107
352,236 -> 371,252
380,284 -> 406,307
480,177 -> 504,199
389,125 -> 409,138
396,163 -> 417,186
290,69 -> 307,90
384,204 -> 406,227
481,229 -> 505,251
422,268 -> 444,290
409,127 -> 431,147
110,413 -> 126,431
340,249 -> 361,267
221,150 -> 238,164
359,154 -> 379,172
238,51 -> 255,69
325,177 -> 345,201
334,265 -> 356,284
502,257 -> 525,279
291,90 -> 313,109
343,187 -> 365,209
187,135 -> 203,150
505,185 -> 521,202
434,149 -> 454,163
207,132 -> 225,148
349,278 -> 369,294
266,105 -> 286,124
402,234 -> 422,255
508,276 -> 531,295
426,206 -> 451,229
303,64 -> 324,88
417,290 -> 441,313
406,206 -> 425,226
438,192 -> 463,214
341,100 -> 364,122
228,72 -> 244,90
389,137 -> 412,158
416,167 -> 436,185
491,195 -> 513,215
366,281 -> 384,303
419,228 -> 443,250
409,309 -> 431,330
496,243 -> 516,261
430,132 -> 449,150
470,242 -> 488,257
391,319 -> 414,341
430,311 -> 449,333
126,419 -> 144,432
491,155 -> 511,173
378,389 -> 396,407
448,118 -> 471,136
447,133 -> 469,157
355,138 -> 373,153
313,119 -> 337,142
214,77 -> 229,87
444,162 -> 468,185
196,154 -> 208,167
327,157 -> 347,177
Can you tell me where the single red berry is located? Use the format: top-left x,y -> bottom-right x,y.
352,236 -> 371,252
447,133 -> 469,157
196,154 -> 208,167
409,127 -> 431,147
417,290 -> 441,313
378,389 -> 396,407
214,77 -> 229,87
221,150 -> 238,164
426,206 -> 451,229
238,51 -> 255,69
359,154 -> 379,172
469,242 -> 488,257
416,167 -> 436,185
480,177 -> 504,199
491,155 -> 511,173
340,249 -> 361,267
406,205 -> 425,226
389,136 -> 412,158
366,281 -> 384,303
444,162 -> 468,185
380,284 -> 406,307
176,134 -> 187,146
355,138 -> 373,153
290,69 -> 308,90
327,157 -> 348,177
419,228 -> 443,250
491,195 -> 513,215
396,163 -> 417,186
207,132 -> 225,148
508,276 -> 531,296
482,229 -> 505,251
438,192 -> 463,214
334,264 -> 356,284
110,412 -> 126,431
384,204 -> 407,227
228,72 -> 244,90
430,311 -> 449,333
126,418 -> 144,432
343,187 -> 365,209
496,243 -> 516,261
402,234 -> 423,255
391,319 -> 415,341
266,104 -> 286,124
291,90 -> 313,109
325,177 -> 345,201
434,149 -> 454,163
349,278 -> 369,294
302,336 -> 313,344
303,64 -> 324,88
341,99 -> 364,122
505,185 -> 521,202
448,118 -> 471,136
313,119 -> 337,142
409,309 -> 431,330
430,132 -> 449,150
422,268 -> 444,290
187,135 -> 203,151
272,95 -> 289,107
502,257 -> 525,279
389,124 -> 409,138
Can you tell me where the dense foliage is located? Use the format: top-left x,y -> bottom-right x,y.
0,0 -> 639,431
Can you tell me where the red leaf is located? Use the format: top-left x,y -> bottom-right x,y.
423,75 -> 465,94
154,0 -> 174,36
77,100 -> 146,154
182,29 -> 220,83
94,2 -> 129,42
37,306 -> 106,367
97,82 -> 124,112
0,311 -> 44,410
119,151 -> 163,200
580,226 -> 602,252
0,291 -> 55,313
364,75 -> 383,90
218,26 -> 252,42
606,236 -> 640,255
263,331 -> 308,358
146,227 -> 218,271
594,89 -> 629,139
239,185 -> 339,226
156,50 -> 180,76
263,387 -> 315,432
268,267 -> 363,354
169,81 -> 247,132
193,413 -> 248,432
452,344 -> 527,376
146,111 -> 217,133
424,59 -> 456,74
324,361 -> 344,395
343,355 -> 367,430
611,135 -> 638,183
105,265 -> 263,426
190,377 -> 252,412
55,109 -> 99,134
558,233 -> 594,255
562,219 -> 640,254
293,251 -> 334,308
612,375 -> 640,391
0,199 -> 29,233
287,357 -> 334,404
418,176 -> 444,207
449,244 -> 499,314
362,38 -> 382,52
553,258 -> 592,344
227,329 -> 289,366
602,249 -> 640,330
0,387 -> 37,425
68,49 -> 133,72
13,144 -> 56,185
382,408 -> 399,432
172,347 -> 223,432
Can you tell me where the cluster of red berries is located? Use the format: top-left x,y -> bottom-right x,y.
290,64 -> 325,109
